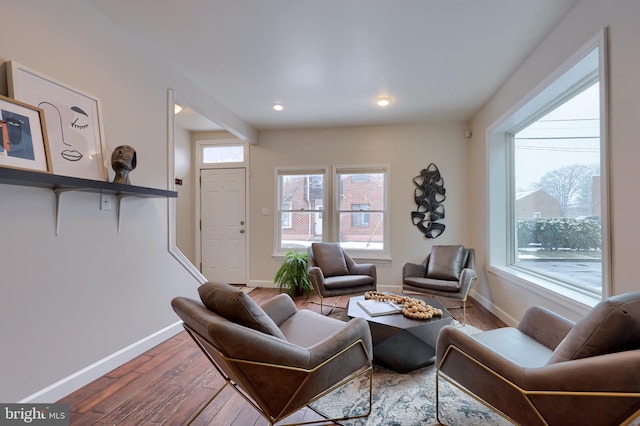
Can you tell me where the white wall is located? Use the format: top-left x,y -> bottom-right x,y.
0,0 -> 254,402
468,0 -> 640,324
175,125 -> 196,263
249,124 -> 471,290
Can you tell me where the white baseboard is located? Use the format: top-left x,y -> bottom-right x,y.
19,322 -> 184,403
378,284 -> 402,293
469,290 -> 519,327
250,280 -> 277,288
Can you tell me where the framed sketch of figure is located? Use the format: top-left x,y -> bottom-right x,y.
8,61 -> 107,181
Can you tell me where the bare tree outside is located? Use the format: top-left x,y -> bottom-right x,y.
534,163 -> 599,216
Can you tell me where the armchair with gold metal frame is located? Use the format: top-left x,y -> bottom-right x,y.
171,282 -> 373,426
402,245 -> 477,325
435,291 -> 640,426
307,243 -> 376,315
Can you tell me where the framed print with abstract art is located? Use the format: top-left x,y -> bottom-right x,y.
0,95 -> 51,173
8,61 -> 107,181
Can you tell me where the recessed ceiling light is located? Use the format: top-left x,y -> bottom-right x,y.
272,103 -> 284,112
375,97 -> 392,108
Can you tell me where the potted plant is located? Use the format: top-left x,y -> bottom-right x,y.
274,250 -> 314,298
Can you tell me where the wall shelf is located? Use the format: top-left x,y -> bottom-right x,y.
0,167 -> 177,234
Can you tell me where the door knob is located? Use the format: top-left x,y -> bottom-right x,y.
239,229 -> 245,233
240,220 -> 245,225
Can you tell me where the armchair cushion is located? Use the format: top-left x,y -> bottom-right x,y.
198,282 -> 286,340
312,243 -> 349,277
547,291 -> 640,364
426,245 -> 465,280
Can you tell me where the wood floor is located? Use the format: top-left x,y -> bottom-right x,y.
58,288 -> 506,425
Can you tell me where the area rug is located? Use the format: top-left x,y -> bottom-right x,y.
310,325 -> 512,426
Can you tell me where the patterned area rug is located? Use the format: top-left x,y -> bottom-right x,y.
309,325 -> 512,426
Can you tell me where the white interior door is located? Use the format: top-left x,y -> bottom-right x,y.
200,168 -> 246,284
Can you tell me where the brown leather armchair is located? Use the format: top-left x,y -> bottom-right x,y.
435,291 -> 640,426
402,245 -> 476,324
171,282 -> 373,426
307,243 -> 376,314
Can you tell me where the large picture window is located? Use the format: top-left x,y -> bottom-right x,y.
488,30 -> 609,301
513,81 -> 601,294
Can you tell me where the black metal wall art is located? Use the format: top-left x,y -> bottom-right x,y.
412,163 -> 446,238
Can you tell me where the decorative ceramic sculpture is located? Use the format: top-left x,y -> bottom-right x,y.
111,145 -> 137,185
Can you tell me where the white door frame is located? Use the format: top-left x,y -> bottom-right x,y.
195,140 -> 250,284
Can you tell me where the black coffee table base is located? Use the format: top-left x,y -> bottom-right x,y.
347,295 -> 453,373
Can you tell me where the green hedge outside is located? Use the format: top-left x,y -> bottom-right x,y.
517,218 -> 601,251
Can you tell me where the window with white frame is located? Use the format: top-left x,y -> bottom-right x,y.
488,31 -> 609,300
277,170 -> 326,251
197,140 -> 248,168
202,144 -> 244,163
275,165 -> 389,257
335,166 -> 388,255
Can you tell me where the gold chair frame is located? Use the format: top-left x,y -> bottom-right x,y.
402,281 -> 476,326
307,274 -> 345,316
183,324 -> 373,426
435,345 -> 640,426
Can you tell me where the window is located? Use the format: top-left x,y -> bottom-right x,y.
202,145 -> 244,163
335,167 -> 388,254
513,82 -> 601,294
281,201 -> 292,228
488,31 -> 609,300
277,170 -> 326,250
351,204 -> 370,227
276,165 -> 389,258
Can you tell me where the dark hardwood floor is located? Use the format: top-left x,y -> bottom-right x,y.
58,288 -> 506,425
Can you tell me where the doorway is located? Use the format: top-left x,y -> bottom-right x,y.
200,168 -> 247,284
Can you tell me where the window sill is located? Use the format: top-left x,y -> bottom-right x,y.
488,265 -> 599,312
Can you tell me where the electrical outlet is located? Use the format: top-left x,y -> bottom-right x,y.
101,194 -> 112,211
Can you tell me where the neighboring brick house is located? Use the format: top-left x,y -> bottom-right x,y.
515,189 -> 560,219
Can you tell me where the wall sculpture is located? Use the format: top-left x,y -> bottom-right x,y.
412,163 -> 446,238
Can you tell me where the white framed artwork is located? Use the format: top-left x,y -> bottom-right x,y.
7,61 -> 107,181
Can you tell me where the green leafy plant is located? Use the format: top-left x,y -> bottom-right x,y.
274,250 -> 314,298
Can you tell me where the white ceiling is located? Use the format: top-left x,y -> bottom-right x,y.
85,0 -> 579,131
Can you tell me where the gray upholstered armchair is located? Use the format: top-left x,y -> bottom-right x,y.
402,245 -> 476,324
435,291 -> 640,426
307,243 -> 376,314
171,282 -> 373,425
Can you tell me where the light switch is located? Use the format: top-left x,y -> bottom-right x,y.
261,208 -> 270,216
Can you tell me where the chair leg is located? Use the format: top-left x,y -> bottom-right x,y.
446,299 -> 473,326
308,295 -> 344,316
186,382 -> 229,425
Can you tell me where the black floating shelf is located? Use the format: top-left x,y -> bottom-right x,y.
0,167 -> 177,198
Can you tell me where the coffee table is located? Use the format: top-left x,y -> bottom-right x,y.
347,295 -> 453,373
